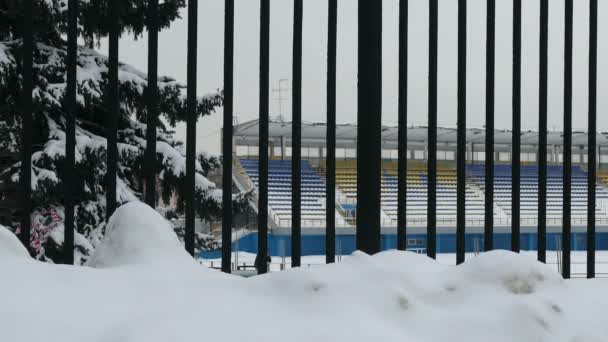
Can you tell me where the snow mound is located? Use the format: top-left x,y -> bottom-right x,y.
86,202 -> 191,268
456,250 -> 563,294
0,225 -> 29,259
1,248 -> 606,342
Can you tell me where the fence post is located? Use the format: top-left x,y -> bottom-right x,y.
562,0 -> 573,279
426,0 -> 439,259
555,236 -> 562,274
62,0 -> 78,265
484,0 -> 495,252
281,239 -> 286,270
456,0 -> 467,265
356,0 -> 382,255
20,0 -> 34,254
427,0 -> 438,259
291,0 -> 303,267
473,238 -> 479,257
222,0 -> 235,273
397,0 -> 408,252
326,0 -> 337,264
257,0 -> 270,274
144,0 -> 159,207
511,0 -> 521,253
587,0 -> 597,279
185,0 -> 198,257
234,230 -> 239,268
106,0 -> 119,220
538,0 -> 548,263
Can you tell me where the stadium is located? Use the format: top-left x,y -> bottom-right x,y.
223,119 -> 608,257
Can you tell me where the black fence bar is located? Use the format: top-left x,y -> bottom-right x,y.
106,0 -> 119,220
538,0 -> 548,263
257,0 -> 270,274
145,0 -> 159,207
588,0 -> 598,279
326,0 -> 337,263
397,0 -> 408,251
63,0 -> 77,265
511,0 -> 521,253
222,0 -> 235,273
427,0 -> 438,259
484,0 -> 495,252
456,0 -> 466,264
20,0 -> 34,252
185,0 -> 197,257
356,0 -> 382,255
563,0 -> 573,279
291,0 -> 303,267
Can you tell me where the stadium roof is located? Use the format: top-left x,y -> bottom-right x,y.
233,119 -> 608,151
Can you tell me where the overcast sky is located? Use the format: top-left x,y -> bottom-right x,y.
99,0 -> 608,155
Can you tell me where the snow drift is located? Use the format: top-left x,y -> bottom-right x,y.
0,225 -> 29,259
0,206 -> 607,342
86,202 -> 192,268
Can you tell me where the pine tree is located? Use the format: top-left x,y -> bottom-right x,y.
0,0 -> 247,263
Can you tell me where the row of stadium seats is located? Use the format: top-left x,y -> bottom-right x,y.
239,159 -> 348,227
336,161 -> 495,224
467,164 -> 608,221
383,163 -> 488,223
237,158 -> 608,227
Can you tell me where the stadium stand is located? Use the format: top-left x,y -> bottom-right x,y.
232,121 -> 608,229
380,161 -> 488,225
236,156 -> 608,228
239,158 -> 349,227
467,163 -> 608,223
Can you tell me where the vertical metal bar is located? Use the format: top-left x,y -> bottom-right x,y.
258,0 -> 270,274
326,0 -> 337,263
456,0 -> 467,264
235,230 -> 239,267
222,0 -> 235,272
185,0 -> 198,257
63,0 -> 78,264
512,0 -> 521,253
20,0 -> 34,254
145,0 -> 159,207
555,236 -> 561,273
397,0 -> 408,251
538,0 -> 548,263
281,239 -> 285,270
356,0 -> 382,255
484,0 -> 495,252
106,0 -> 119,220
588,0 -> 597,279
427,0 -> 438,259
562,0 -> 573,279
291,0 -> 303,267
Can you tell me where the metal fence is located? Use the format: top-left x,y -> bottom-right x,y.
16,0 -> 598,279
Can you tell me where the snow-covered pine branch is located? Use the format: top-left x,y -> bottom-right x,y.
0,3 -> 248,262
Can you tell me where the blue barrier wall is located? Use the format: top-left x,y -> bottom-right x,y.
198,231 -> 608,258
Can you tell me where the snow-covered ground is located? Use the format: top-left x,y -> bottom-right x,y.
204,250 -> 608,277
1,202 -> 607,342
